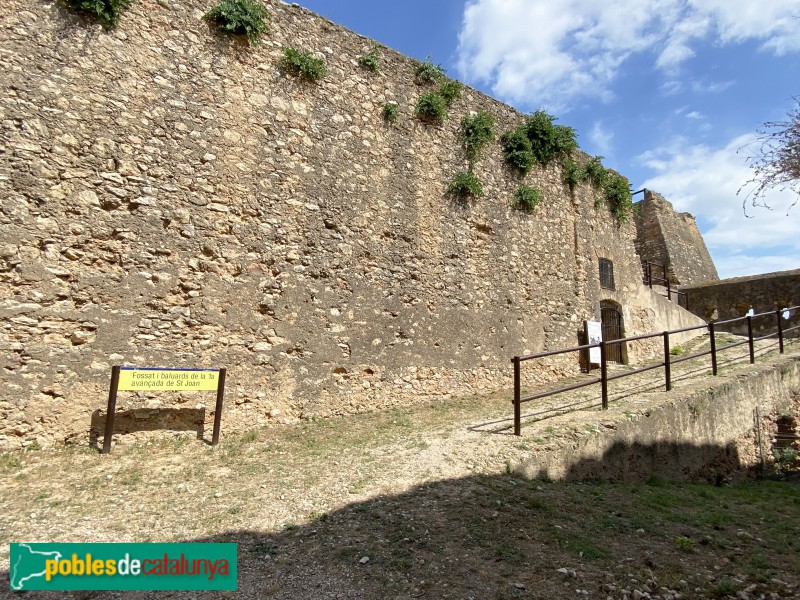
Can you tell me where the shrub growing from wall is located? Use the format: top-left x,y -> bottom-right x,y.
414,57 -> 445,84
604,172 -> 635,223
65,0 -> 131,27
447,172 -> 483,201
460,111 -> 496,163
523,110 -> 577,166
203,0 -> 270,45
584,156 -> 608,189
416,92 -> 448,124
501,127 -> 535,174
512,184 -> 542,212
438,80 -> 462,107
281,47 -> 327,81
358,45 -> 381,74
382,102 -> 398,124
561,157 -> 586,189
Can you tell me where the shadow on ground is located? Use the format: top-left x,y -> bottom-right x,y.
88,408 -> 208,449
4,441 -> 798,600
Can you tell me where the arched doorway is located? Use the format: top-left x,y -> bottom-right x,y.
600,301 -> 625,364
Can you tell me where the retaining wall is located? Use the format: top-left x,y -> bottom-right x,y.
517,354 -> 800,481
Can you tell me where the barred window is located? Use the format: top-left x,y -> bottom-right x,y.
599,258 -> 615,290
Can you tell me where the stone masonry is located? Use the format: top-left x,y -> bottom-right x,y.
681,268 -> 800,334
634,189 -> 719,286
0,0 -> 703,449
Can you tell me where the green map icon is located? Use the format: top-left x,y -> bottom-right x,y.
10,543 -> 63,590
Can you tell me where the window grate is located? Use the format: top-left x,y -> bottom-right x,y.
599,258 -> 615,290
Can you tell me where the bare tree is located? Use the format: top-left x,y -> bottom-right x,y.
739,97 -> 800,214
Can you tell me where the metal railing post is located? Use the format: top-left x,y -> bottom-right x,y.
747,316 -> 755,363
513,357 -> 521,436
709,321 -> 718,375
777,309 -> 785,354
600,341 -> 608,410
647,263 -> 652,288
667,285 -> 672,302
663,331 -> 671,391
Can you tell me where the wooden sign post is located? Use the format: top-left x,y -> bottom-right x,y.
102,366 -> 227,454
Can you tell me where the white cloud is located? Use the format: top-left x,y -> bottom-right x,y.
587,121 -> 614,157
713,254 -> 800,279
457,0 -> 800,110
690,79 -> 736,94
639,134 -> 800,279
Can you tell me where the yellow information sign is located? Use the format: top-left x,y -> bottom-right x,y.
117,368 -> 220,392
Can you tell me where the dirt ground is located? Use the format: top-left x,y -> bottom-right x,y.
1,336 -> 799,599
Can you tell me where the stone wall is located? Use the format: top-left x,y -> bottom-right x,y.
681,269 -> 800,335
1,0 -> 686,449
634,189 -> 719,286
517,354 -> 800,482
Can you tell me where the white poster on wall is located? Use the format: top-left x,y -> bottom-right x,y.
586,320 -> 603,365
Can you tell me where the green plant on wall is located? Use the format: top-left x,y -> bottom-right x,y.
523,110 -> 578,165
414,57 -> 446,84
501,127 -> 535,173
603,171 -> 635,223
415,92 -> 447,124
460,111 -> 496,163
502,110 -> 577,172
512,184 -> 542,212
65,0 -> 131,27
561,156 -> 586,189
447,172 -> 483,201
280,47 -> 327,81
438,80 -> 462,106
382,102 -> 398,124
358,45 -> 381,74
584,156 -> 609,188
203,0 -> 270,45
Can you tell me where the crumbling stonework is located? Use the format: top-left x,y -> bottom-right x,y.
634,190 -> 719,286
0,0 -> 698,449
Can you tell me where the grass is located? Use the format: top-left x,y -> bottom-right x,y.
2,344 -> 799,597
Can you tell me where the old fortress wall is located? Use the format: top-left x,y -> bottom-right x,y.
0,0 -> 702,449
633,190 -> 718,286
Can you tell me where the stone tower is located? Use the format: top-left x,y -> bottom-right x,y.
634,190 -> 719,285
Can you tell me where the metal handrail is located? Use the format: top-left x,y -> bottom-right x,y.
510,306 -> 800,435
642,261 -> 689,308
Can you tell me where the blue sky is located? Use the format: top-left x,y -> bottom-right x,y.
295,0 -> 800,279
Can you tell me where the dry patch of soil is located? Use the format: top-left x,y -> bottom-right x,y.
1,337 -> 799,599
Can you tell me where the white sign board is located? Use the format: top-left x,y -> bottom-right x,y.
586,320 -> 603,365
